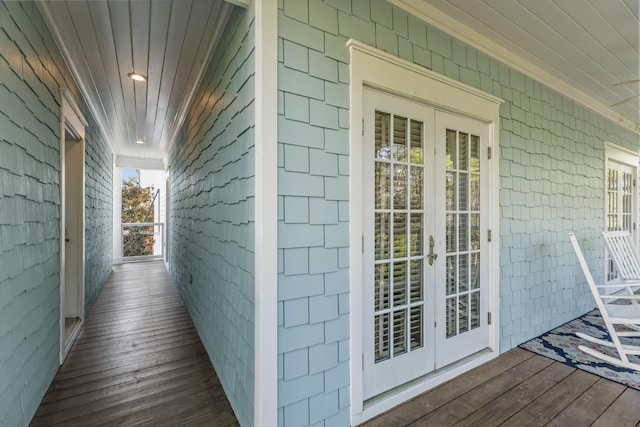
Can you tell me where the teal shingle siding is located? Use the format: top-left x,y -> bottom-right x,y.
83,121 -> 113,314
0,1 -> 112,426
167,6 -> 256,427
277,0 -> 639,425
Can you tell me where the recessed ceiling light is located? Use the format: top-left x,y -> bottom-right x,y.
128,72 -> 147,82
136,139 -> 145,144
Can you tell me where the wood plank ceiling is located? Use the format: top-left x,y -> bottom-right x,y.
38,0 -> 234,163
38,0 -> 638,167
397,0 -> 639,132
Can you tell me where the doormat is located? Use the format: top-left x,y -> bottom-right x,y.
519,309 -> 640,390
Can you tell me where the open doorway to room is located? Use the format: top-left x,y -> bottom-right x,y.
60,90 -> 86,362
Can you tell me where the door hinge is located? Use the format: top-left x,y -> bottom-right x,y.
488,146 -> 492,160
488,229 -> 492,242
488,312 -> 492,325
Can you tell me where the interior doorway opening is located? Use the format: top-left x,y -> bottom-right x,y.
59,90 -> 86,362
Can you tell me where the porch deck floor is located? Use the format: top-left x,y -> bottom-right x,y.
30,261 -> 239,427
361,347 -> 640,427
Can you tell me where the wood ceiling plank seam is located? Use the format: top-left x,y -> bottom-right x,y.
37,2 -> 118,153
151,0 -> 194,147
130,1 -> 151,142
145,1 -> 172,152
515,0 -> 639,105
108,0 -> 137,149
85,0 -> 131,148
158,0 -> 217,149
448,0 -> 604,95
395,1 -> 640,129
485,0 -> 624,90
61,1 -> 119,137
544,0 -> 638,78
623,0 -> 639,20
476,0 -> 624,106
586,0 -> 639,57
84,2 -> 127,146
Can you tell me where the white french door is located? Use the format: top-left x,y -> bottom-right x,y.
605,153 -> 638,282
363,89 -> 490,399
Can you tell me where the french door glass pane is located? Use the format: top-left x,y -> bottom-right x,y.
375,112 -> 390,159
393,310 -> 407,356
373,109 -> 425,365
410,306 -> 423,350
393,261 -> 407,306
375,313 -> 390,362
394,214 -> 407,258
410,260 -> 423,302
375,163 -> 390,209
375,213 -> 390,260
394,165 -> 408,209
375,263 -> 390,310
393,116 -> 407,161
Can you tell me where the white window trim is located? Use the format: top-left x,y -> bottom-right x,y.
348,39 -> 503,424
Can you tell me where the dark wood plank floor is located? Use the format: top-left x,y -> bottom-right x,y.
31,261 -> 239,427
361,347 -> 640,427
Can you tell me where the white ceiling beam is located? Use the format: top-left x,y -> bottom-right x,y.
116,155 -> 164,170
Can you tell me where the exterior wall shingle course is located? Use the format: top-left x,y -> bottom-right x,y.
0,2 -> 112,426
167,7 -> 255,427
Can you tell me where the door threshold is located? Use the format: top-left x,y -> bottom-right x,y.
63,317 -> 82,360
355,348 -> 497,425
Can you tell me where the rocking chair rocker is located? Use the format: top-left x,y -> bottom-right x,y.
569,233 -> 640,371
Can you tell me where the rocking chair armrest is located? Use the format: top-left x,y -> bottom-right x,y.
595,283 -> 640,288
600,294 -> 640,300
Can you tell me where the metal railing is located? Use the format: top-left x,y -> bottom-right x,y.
121,222 -> 164,262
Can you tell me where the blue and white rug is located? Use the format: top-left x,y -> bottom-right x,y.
519,309 -> 640,390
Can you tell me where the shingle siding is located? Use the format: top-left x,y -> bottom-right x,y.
0,2 -> 112,426
167,7 -> 255,427
83,122 -> 113,313
277,0 -> 639,425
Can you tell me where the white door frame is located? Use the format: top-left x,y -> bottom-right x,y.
59,89 -> 87,363
348,40 -> 503,424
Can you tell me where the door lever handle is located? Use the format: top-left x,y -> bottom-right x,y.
428,235 -> 438,265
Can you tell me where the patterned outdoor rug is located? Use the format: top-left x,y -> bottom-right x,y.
519,309 -> 640,390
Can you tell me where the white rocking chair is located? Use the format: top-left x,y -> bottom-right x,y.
602,230 -> 640,299
569,233 -> 640,371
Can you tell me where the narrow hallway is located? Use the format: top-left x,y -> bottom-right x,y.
30,261 -> 239,426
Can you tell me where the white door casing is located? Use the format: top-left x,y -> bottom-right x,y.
349,40 -> 502,424
59,89 -> 87,363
